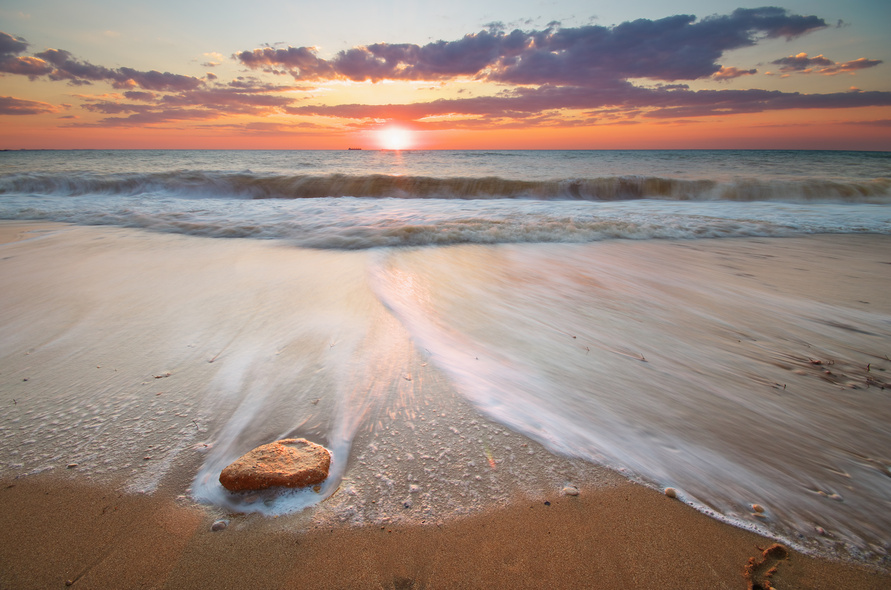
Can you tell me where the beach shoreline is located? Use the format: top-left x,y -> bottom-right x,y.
1,221 -> 889,588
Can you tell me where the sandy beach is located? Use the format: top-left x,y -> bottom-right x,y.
1,221 -> 889,589
2,472 -> 889,589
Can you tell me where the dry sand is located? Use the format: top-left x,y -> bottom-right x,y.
0,222 -> 889,589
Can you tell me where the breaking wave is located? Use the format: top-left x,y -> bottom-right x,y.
2,171 -> 890,203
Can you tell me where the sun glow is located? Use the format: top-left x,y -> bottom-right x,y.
378,126 -> 413,150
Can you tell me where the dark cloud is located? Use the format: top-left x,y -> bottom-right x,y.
159,88 -> 294,111
834,58 -> 883,71
0,32 -> 53,77
69,108 -> 220,128
114,67 -> 203,91
71,84 -> 300,127
123,91 -> 157,101
234,46 -> 336,79
237,7 -> 826,85
0,31 -> 29,57
226,77 -> 305,92
0,95 -> 58,115
82,101 -> 152,115
772,52 -> 882,75
849,119 -> 891,127
288,84 -> 891,127
0,32 -> 203,91
0,55 -> 52,76
772,52 -> 833,71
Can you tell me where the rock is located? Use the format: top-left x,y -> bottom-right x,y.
664,487 -> 677,499
219,438 -> 331,492
752,503 -> 765,513
562,485 -> 580,496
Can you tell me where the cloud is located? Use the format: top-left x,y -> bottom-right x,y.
848,119 -> 891,127
201,51 -> 224,68
1,7 -> 887,133
0,95 -> 58,115
772,52 -> 882,75
0,31 -> 28,56
237,7 -> 825,85
712,66 -> 758,81
123,91 -> 157,101
287,84 -> 891,127
0,32 -> 204,91
69,83 -> 301,127
771,52 -> 833,72
71,108 -> 220,127
824,57 -> 883,74
234,46 -> 336,79
0,31 -> 53,77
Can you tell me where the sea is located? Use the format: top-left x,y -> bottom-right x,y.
1,149 -> 890,564
1,149 -> 889,247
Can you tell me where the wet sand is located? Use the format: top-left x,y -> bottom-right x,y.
1,473 -> 889,589
0,222 -> 889,588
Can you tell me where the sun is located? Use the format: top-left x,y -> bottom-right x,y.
378,126 -> 413,150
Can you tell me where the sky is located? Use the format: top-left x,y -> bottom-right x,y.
1,0 -> 889,150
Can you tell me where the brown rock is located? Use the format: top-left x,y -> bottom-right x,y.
219,438 -> 331,492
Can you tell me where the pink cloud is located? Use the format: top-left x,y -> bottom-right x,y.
0,95 -> 58,115
712,66 -> 757,81
772,52 -> 882,75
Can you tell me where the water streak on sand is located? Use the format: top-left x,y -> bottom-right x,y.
367,241 -> 891,561
2,148 -> 890,566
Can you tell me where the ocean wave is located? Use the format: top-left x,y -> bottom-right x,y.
2,171 -> 890,203
4,199 -> 889,249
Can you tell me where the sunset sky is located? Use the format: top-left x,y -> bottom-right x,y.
1,1 -> 889,150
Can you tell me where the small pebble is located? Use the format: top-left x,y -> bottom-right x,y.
211,519 -> 228,532
66,463 -> 78,469
543,501 -> 551,506
562,486 -> 579,496
816,526 -> 827,536
752,503 -> 765,513
664,487 -> 677,499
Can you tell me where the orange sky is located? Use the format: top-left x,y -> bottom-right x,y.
1,3 -> 889,150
